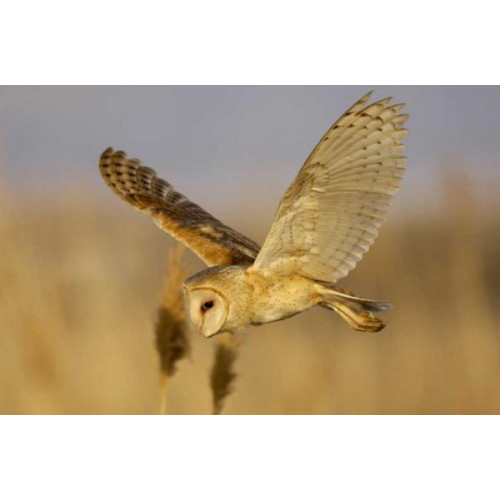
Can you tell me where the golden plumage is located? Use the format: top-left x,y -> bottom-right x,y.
99,149 -> 260,266
99,92 -> 408,336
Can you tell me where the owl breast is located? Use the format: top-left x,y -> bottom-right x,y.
244,269 -> 319,326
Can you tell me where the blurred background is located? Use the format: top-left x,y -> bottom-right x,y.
0,85 -> 499,414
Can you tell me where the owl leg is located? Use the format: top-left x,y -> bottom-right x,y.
324,302 -> 386,332
316,283 -> 391,333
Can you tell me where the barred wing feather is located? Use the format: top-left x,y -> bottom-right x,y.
99,148 -> 260,267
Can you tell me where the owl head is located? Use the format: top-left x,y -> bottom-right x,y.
182,266 -> 250,337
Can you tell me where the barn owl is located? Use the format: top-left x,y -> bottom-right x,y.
99,91 -> 408,336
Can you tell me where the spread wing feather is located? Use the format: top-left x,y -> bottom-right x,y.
99,148 -> 260,266
253,92 -> 408,282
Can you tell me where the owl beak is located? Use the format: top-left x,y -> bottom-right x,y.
197,313 -> 205,332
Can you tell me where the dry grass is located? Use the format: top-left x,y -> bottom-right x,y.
155,244 -> 190,414
0,173 -> 499,414
210,334 -> 240,415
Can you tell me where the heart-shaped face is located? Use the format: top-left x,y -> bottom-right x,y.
184,287 -> 229,337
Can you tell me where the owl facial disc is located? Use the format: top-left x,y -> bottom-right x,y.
185,287 -> 229,337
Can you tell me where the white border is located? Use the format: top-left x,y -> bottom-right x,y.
0,416 -> 498,499
1,1 -> 499,84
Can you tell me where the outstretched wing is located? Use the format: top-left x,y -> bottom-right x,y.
253,92 -> 408,282
99,148 -> 260,266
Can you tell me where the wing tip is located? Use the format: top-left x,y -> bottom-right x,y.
100,147 -> 116,165
363,89 -> 374,99
100,147 -> 130,163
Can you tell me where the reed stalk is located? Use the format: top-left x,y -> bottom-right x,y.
154,244 -> 190,414
210,333 -> 240,415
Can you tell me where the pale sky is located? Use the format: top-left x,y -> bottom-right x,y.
0,86 -> 498,215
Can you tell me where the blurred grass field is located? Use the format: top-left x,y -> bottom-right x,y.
0,171 -> 499,414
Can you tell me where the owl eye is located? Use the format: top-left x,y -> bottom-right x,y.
201,301 -> 214,312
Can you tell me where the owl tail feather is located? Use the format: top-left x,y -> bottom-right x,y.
317,283 -> 392,333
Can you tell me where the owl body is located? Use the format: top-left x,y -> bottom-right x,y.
184,265 -> 319,335
100,92 -> 408,337
244,268 -> 319,326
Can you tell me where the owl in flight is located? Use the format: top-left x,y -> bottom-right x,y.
100,92 -> 408,336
